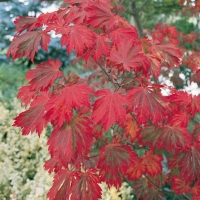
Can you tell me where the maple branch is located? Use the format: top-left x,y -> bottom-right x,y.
98,63 -> 120,89
62,74 -> 68,85
144,174 -> 161,190
131,0 -> 144,38
130,113 -> 139,125
137,0 -> 149,13
54,82 -> 66,88
182,194 -> 191,200
88,154 -> 98,158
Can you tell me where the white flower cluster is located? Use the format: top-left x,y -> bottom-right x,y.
0,99 -> 134,200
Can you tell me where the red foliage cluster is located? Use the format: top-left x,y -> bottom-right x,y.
8,0 -> 200,199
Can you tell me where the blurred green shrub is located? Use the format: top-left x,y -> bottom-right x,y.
0,65 -> 27,108
0,99 -> 52,200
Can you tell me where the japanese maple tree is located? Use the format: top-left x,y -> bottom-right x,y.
7,0 -> 200,199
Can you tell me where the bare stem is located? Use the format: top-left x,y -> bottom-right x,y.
144,174 -> 161,190
138,0 -> 149,13
98,63 -> 120,89
131,2 -> 143,38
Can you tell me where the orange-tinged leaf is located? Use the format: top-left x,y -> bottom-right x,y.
7,30 -> 50,62
126,157 -> 144,180
98,143 -> 137,188
124,115 -> 139,140
92,89 -> 129,131
26,59 -> 63,91
143,151 -> 163,176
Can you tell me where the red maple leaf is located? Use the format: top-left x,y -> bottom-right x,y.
7,30 -> 50,62
86,4 -> 127,30
70,170 -> 102,200
128,86 -> 168,124
13,92 -> 49,135
109,40 -> 147,72
48,169 -> 101,200
169,91 -> 200,116
60,25 -> 95,56
47,170 -> 75,200
35,12 -> 58,27
152,23 -> 179,46
170,141 -> 200,182
141,125 -> 191,152
92,34 -> 110,61
44,157 -> 62,174
171,176 -> 191,194
17,85 -> 37,107
141,37 -> 182,68
168,111 -> 190,128
26,59 -> 63,91
47,115 -> 92,167
14,16 -> 36,35
192,180 -> 200,199
109,26 -> 138,45
92,89 -> 129,131
45,84 -> 93,127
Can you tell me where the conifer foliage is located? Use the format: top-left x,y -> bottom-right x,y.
8,0 -> 200,199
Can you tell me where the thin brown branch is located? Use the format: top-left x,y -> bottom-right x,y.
98,63 -> 120,89
182,194 -> 191,200
138,0 -> 150,13
144,174 -> 161,190
62,74 -> 68,85
131,0 -> 144,38
123,0 -> 135,15
130,112 -> 139,125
